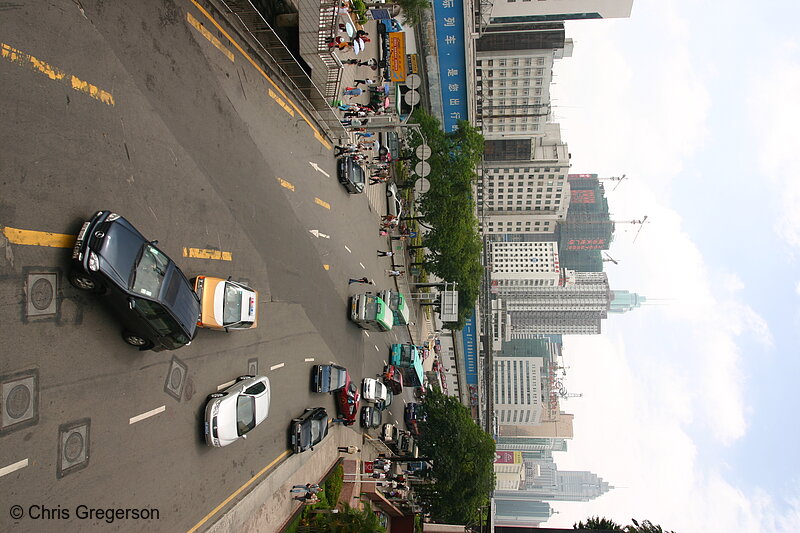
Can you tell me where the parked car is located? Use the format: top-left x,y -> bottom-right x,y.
360,405 -> 382,429
290,407 -> 329,453
380,423 -> 402,444
204,375 -> 270,447
386,182 -> 403,219
312,364 -> 349,393
378,131 -> 400,161
405,402 -> 425,437
362,378 -> 390,405
193,276 -> 258,330
337,156 -> 366,194
68,210 -> 200,351
336,376 -> 360,426
382,365 -> 403,395
397,432 -> 418,457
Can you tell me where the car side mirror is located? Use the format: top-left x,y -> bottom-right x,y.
150,240 -> 158,245
242,434 -> 247,439
128,298 -> 136,310
224,327 -> 230,333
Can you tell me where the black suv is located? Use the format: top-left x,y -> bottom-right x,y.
69,210 -> 200,351
337,156 -> 366,194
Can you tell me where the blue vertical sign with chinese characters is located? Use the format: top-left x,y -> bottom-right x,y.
462,312 -> 478,385
432,0 -> 467,132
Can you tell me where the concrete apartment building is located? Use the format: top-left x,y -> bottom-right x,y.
493,355 -> 545,425
487,0 -> 634,23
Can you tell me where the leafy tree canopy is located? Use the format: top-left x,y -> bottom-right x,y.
414,389 -> 495,524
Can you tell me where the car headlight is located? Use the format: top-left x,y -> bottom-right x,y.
106,213 -> 120,221
87,251 -> 100,271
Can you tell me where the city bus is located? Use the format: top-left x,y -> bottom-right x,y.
389,343 -> 425,388
377,290 -> 410,326
350,293 -> 393,332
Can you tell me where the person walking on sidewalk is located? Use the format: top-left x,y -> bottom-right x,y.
377,250 -> 394,257
338,445 -> 360,454
386,269 -> 404,277
353,78 -> 376,87
349,277 -> 375,285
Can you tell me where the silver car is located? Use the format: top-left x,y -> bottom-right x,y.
362,377 -> 389,404
386,183 -> 403,219
204,375 -> 271,447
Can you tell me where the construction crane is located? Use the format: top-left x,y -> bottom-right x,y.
602,252 -> 619,265
632,215 -> 649,243
599,174 -> 627,191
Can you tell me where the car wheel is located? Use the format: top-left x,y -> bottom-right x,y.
386,190 -> 393,197
236,375 -> 255,382
68,271 -> 102,293
122,332 -> 151,348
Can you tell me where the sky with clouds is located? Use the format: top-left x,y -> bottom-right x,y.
542,1 -> 800,531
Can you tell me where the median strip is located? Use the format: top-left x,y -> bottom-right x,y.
2,225 -> 75,248
1,42 -> 115,106
182,247 -> 233,261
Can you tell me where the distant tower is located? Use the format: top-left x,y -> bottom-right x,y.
609,290 -> 647,313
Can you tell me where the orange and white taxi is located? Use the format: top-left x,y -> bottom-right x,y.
192,276 -> 258,331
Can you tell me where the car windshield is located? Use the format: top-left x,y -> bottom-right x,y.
310,417 -> 324,442
331,368 -> 347,389
131,244 -> 169,298
236,396 -> 256,436
223,282 -> 245,325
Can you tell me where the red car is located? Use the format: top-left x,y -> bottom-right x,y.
336,374 -> 361,426
382,365 -> 404,395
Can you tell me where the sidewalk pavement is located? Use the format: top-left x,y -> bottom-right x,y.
207,423 -> 364,532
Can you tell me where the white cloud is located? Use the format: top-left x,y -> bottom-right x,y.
749,48 -> 800,251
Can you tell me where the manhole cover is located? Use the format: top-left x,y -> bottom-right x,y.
183,378 -> 195,401
5,385 -> 31,419
170,368 -> 183,389
64,432 -> 84,462
30,278 -> 54,311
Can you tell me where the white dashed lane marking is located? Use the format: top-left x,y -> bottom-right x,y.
0,459 -> 28,478
129,405 -> 166,425
217,380 -> 236,391
270,363 -> 285,371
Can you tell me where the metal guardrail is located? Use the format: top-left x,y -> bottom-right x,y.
214,0 -> 348,142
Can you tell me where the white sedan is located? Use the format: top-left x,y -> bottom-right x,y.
204,375 -> 270,447
362,377 -> 390,404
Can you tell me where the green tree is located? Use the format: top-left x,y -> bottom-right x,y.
414,389 -> 495,523
407,112 -> 485,328
574,516 -> 623,530
573,517 -> 675,533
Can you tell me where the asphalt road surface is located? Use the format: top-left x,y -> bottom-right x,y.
0,1 -> 411,531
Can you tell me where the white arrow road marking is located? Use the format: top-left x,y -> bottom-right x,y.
309,229 -> 330,239
129,405 -> 166,425
309,162 -> 330,177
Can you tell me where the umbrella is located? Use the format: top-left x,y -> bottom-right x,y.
383,97 -> 390,108
353,37 -> 364,55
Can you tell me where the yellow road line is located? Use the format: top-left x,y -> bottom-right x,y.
1,226 -> 76,248
182,247 -> 233,261
268,88 -> 295,117
186,0 -> 331,150
1,42 -> 115,106
314,198 -> 330,209
186,12 -> 234,62
186,450 -> 291,533
276,177 -> 295,191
